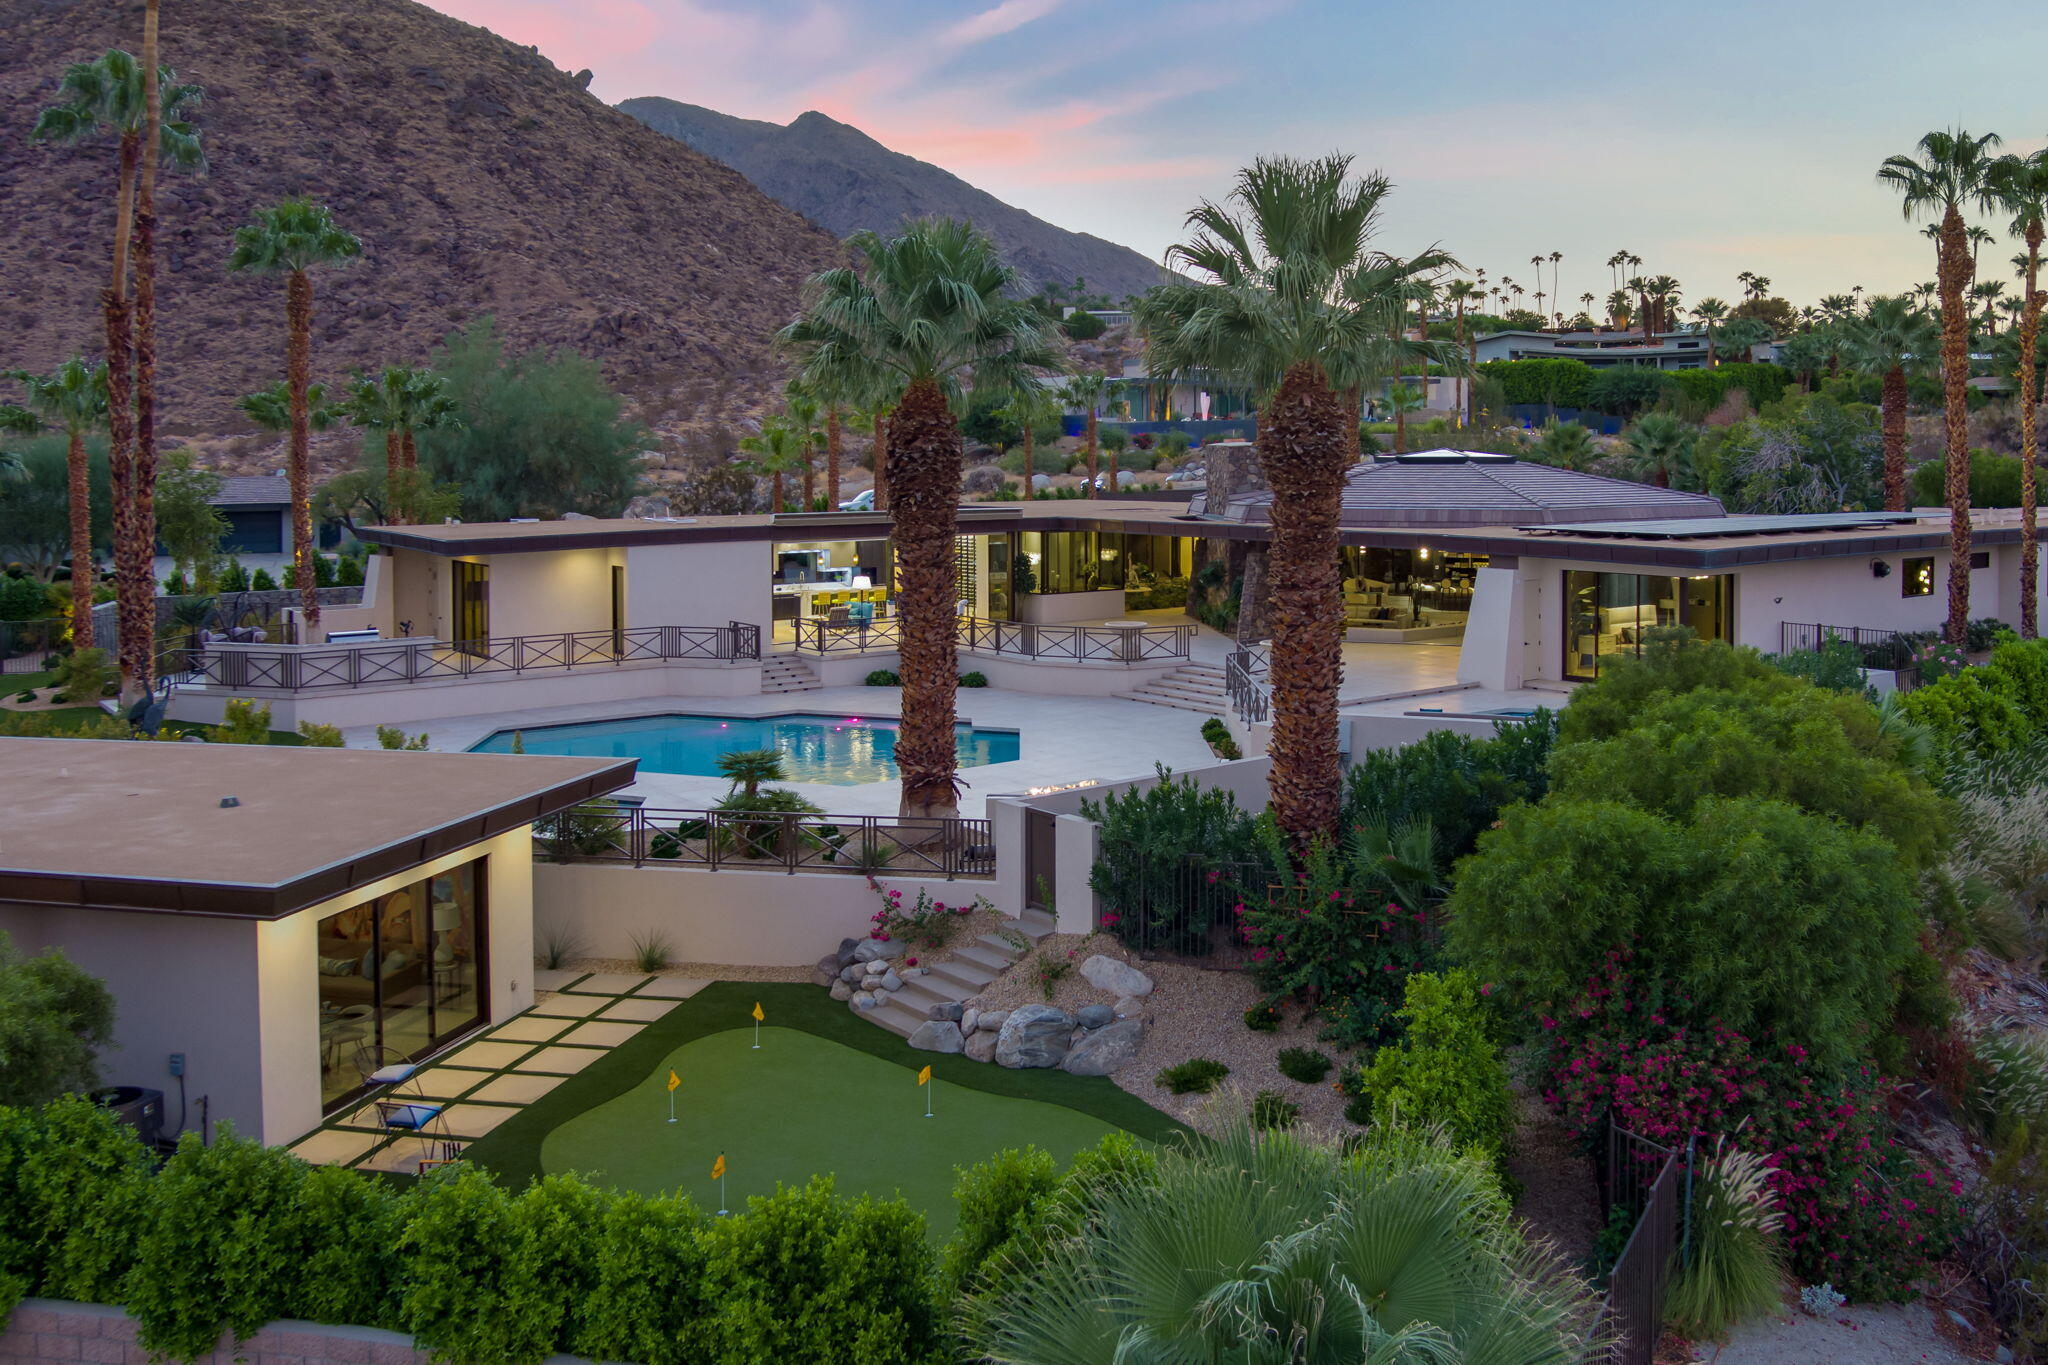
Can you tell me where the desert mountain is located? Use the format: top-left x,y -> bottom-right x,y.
0,0 -> 848,438
619,98 -> 1170,301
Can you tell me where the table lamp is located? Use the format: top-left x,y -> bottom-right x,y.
432,901 -> 461,966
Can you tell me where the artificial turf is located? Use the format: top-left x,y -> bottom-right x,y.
463,981 -> 1188,1231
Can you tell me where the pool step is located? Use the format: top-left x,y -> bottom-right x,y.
851,913 -> 1048,1040
761,656 -> 820,694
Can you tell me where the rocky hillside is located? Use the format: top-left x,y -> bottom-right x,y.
0,0 -> 847,439
620,98 -> 1170,301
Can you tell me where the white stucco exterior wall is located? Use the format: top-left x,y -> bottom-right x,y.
626,541 -> 775,638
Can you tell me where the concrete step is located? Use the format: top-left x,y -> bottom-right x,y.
1116,691 -> 1222,714
1141,681 -> 1226,702
890,977 -> 958,1016
976,929 -> 1032,956
928,958 -> 999,992
864,998 -> 922,1038
953,943 -> 1016,974
1014,909 -> 1056,939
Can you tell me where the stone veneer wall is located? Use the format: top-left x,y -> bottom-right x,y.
0,1299 -> 580,1365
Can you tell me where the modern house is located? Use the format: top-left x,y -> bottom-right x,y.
0,739 -> 634,1144
151,473 -> 342,581
1473,327 -> 1717,370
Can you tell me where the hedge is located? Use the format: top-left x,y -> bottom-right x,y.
1474,358 -> 1594,409
1901,637 -> 2048,757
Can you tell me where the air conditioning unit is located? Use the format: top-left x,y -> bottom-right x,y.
90,1086 -> 165,1150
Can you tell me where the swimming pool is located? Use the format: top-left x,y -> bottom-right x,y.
468,712 -> 1021,785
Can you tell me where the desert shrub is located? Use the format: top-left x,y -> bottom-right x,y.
1664,1140 -> 1787,1339
1351,971 -> 1515,1162
377,724 -> 430,750
1766,637 -> 1870,694
0,574 -> 50,621
250,567 -> 278,591
1970,1029 -> 2048,1141
52,645 -> 114,704
1276,1047 -> 1331,1084
295,720 -> 344,747
996,444 -> 1069,476
1083,768 -> 1269,955
2,1095 -> 153,1306
958,670 -> 988,688
1341,712 -> 1557,859
1242,1001 -> 1281,1032
1158,430 -> 1193,458
1967,1122 -> 2048,1360
864,668 -> 900,686
870,885 -> 980,952
941,1146 -> 1059,1298
1903,637 -> 2048,757
1154,1058 -> 1229,1094
1250,1090 -> 1300,1130
1910,446 -> 2026,508
628,930 -> 674,972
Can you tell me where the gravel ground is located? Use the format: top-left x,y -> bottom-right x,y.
1698,1300 -> 1980,1365
964,933 -> 1364,1133
1504,1084 -> 1602,1267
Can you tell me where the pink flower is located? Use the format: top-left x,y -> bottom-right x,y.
905,956 -> 918,967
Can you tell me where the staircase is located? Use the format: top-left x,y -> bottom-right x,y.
1115,661 -> 1229,715
761,655 -> 820,694
864,909 -> 1056,1039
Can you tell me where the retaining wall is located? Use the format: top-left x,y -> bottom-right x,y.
0,1299 -> 584,1365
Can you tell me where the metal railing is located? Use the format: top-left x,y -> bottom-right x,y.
786,613 -> 1193,664
1581,1121 -> 1683,1365
1,618 -> 66,675
1225,645 -> 1270,725
163,622 -> 761,692
1778,621 -> 1925,671
536,802 -> 996,880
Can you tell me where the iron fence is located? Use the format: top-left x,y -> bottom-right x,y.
1581,1121 -> 1684,1365
0,618 -> 66,675
162,622 -> 760,692
1779,621 -> 1925,670
786,614 -> 1193,664
1225,645 -> 1270,725
536,802 -> 996,880
1089,851 -> 1258,956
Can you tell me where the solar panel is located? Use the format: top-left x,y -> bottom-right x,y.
1524,512 -> 1923,539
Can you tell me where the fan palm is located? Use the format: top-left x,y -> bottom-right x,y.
1842,296 -> 1939,512
1990,148 -> 2048,637
1138,155 -> 1461,845
7,360 -> 109,647
1693,297 -> 1729,365
227,200 -> 362,635
1442,278 -> 1483,421
995,383 -> 1062,499
1533,419 -> 1595,472
780,382 -> 825,508
342,368 -> 407,516
1880,128 -> 2004,644
779,218 -> 1063,819
1621,410 -> 1696,489
1059,371 -> 1117,497
962,1115 -> 1592,1365
737,419 -> 811,513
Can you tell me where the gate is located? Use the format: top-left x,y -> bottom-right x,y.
1024,808 -> 1058,911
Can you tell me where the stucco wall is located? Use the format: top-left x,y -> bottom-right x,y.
532,862 -> 971,965
1016,589 -> 1126,624
473,548 -> 623,639
626,541 -> 775,638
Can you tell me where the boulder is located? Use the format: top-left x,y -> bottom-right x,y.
854,936 -> 909,963
907,1020 -> 965,1054
812,955 -> 839,987
835,937 -> 862,967
928,1001 -> 964,1023
964,1028 -> 998,1064
849,992 -> 876,1013
863,959 -> 890,977
977,1009 -> 1008,1033
995,1004 -> 1076,1068
960,1007 -> 981,1036
1079,955 -> 1153,998
1076,1003 -> 1115,1029
1113,995 -> 1147,1019
879,970 -> 903,992
1061,1017 -> 1147,1076
829,979 -> 853,1002
840,964 -> 866,986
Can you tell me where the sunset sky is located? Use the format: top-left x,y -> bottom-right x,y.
426,0 -> 2048,309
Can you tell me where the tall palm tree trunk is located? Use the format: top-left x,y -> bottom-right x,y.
120,0 -> 164,700
65,430 -> 95,651
1881,367 -> 1908,512
1085,409 -> 1099,497
285,269 -> 320,634
384,430 -> 402,524
1260,360 -> 1349,850
800,449 -> 815,510
825,406 -> 841,509
94,131 -> 140,662
770,471 -> 784,514
886,376 -> 963,820
1938,207 -> 1975,645
872,410 -> 889,512
1021,419 -> 1035,499
2020,225 -> 2043,638
1343,386 -> 1361,460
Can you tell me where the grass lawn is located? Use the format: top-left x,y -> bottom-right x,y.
464,981 -> 1186,1238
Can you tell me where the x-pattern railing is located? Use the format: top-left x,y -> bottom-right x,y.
788,614 -> 1192,664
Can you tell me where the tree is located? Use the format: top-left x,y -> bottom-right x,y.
1880,129 -> 2005,644
314,456 -> 459,540
1693,297 -> 1729,365
7,360 -> 109,647
1059,371 -> 1116,497
154,450 -> 226,592
1532,418 -> 1595,471
1443,278 -> 1484,421
1991,148 -> 2048,637
226,200 -> 362,635
1715,393 -> 1883,514
240,379 -> 341,436
779,382 -> 824,508
781,219 -> 1062,819
994,384 -> 1062,499
961,1115 -> 1591,1364
1841,296 -> 1939,510
1620,410 -> 1696,488
342,368 -> 406,517
0,930 -> 116,1107
1140,156 -> 1459,846
0,437 -> 113,582
414,320 -> 646,522
737,419 -> 810,512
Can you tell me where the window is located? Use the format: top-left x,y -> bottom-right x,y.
315,858 -> 487,1111
1017,531 -> 1125,595
451,561 -> 489,653
1971,551 -> 1991,570
1563,571 -> 1732,680
1902,557 -> 1934,597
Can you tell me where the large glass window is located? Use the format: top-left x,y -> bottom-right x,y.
1564,571 -> 1731,679
316,858 -> 486,1110
1017,531 -> 1126,595
1122,535 -> 1194,611
451,561 -> 489,654
1340,547 -> 1488,629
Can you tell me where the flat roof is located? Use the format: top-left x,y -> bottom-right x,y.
1526,512 -> 1922,540
0,740 -> 635,920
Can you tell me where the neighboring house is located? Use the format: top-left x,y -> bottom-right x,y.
0,739 -> 634,1144
153,474 -> 342,582
1474,327 -> 1716,370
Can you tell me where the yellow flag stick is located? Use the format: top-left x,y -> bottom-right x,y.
666,1069 -> 680,1124
918,1064 -> 934,1118
752,1001 -> 764,1050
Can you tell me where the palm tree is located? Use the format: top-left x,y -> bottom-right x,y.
1990,148 -> 2048,637
240,379 -> 341,435
1842,296 -> 1939,513
227,200 -> 362,636
1059,372 -> 1116,497
961,1115 -> 1591,1365
1880,128 -> 2004,645
1968,223 -> 1995,277
1534,419 -> 1595,471
343,368 -> 406,517
1549,249 -> 1564,320
1139,155 -> 1459,846
1384,382 -> 1425,449
780,219 -> 1062,820
996,383 -> 1061,498
781,383 -> 825,509
7,360 -> 109,648
737,419 -> 810,512
1442,278 -> 1483,421
1693,297 -> 1729,365
1621,410 -> 1696,489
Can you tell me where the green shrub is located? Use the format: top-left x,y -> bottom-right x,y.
1083,768 -> 1271,955
1243,1002 -> 1282,1032
250,567 -> 278,591
864,669 -> 900,686
0,575 -> 51,622
1664,1141 -> 1787,1338
1352,971 -> 1515,1162
571,1192 -> 710,1365
1342,712 -> 1557,860
1276,1046 -> 1332,1084
1198,716 -> 1240,759
287,1164 -> 410,1330
1250,1090 -> 1300,1130
377,724 -> 430,750
941,1146 -> 1059,1297
1911,446 -> 2026,508
4,1095 -> 153,1306
217,698 -> 275,745
1154,1058 -> 1230,1094
629,930 -> 674,972
958,670 -> 988,688
0,933 -> 115,1108
996,444 -> 1069,477
1903,637 -> 2048,757
296,720 -> 345,747
53,646 -> 114,705
1475,357 -> 1595,410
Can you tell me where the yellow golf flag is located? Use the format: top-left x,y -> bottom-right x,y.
667,1069 -> 680,1092
917,1065 -> 932,1086
711,1153 -> 726,1181
752,1002 -> 765,1022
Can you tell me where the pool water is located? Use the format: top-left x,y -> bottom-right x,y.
468,712 -> 1020,785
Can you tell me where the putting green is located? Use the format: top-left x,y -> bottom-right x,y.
540,1025 -> 1124,1238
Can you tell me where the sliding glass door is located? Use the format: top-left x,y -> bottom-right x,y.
1563,571 -> 1732,680
451,561 -> 489,655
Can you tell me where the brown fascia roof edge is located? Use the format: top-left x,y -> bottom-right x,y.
0,760 -> 636,922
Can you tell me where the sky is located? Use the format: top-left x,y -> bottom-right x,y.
426,0 -> 2048,311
